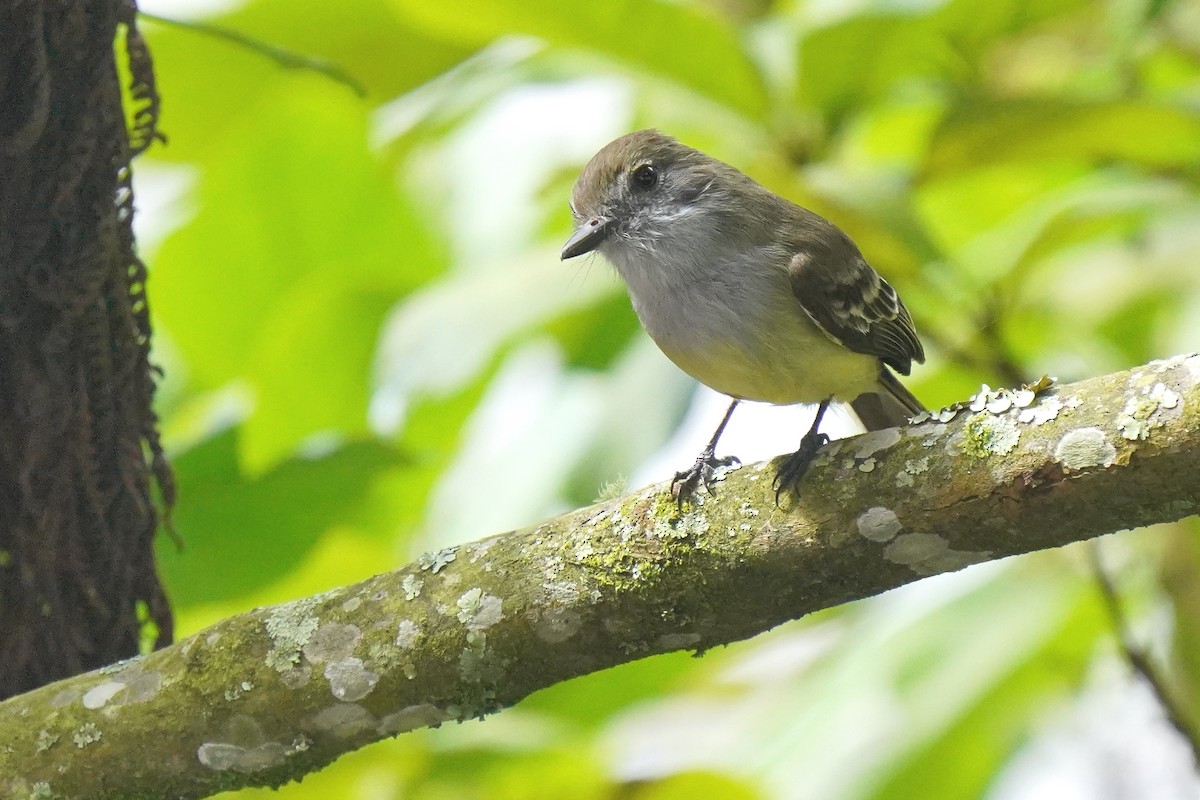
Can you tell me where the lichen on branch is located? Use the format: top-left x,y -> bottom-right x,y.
1,354 -> 1198,800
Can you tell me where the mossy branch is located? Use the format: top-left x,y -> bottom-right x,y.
3,355 -> 1199,799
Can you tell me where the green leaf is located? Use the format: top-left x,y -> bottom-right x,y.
158,430 -> 405,607
150,81 -> 445,469
142,0 -> 472,163
387,0 -> 768,117
867,570 -> 1105,799
797,14 -> 953,119
925,99 -> 1200,177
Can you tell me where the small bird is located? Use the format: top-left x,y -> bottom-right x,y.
561,130 -> 925,503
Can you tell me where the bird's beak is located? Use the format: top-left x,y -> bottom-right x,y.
560,217 -> 611,260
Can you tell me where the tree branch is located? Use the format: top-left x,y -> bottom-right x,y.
3,355 -> 1199,799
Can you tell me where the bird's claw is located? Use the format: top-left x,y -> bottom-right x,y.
773,431 -> 830,504
671,452 -> 740,507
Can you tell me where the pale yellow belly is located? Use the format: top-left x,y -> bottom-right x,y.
652,322 -> 880,405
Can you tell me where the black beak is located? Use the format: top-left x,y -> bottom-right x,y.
560,217 -> 611,260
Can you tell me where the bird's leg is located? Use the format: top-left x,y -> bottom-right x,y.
774,398 -> 832,503
672,398 -> 741,506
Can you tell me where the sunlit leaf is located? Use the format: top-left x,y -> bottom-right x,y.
388,0 -> 768,117
925,99 -> 1200,177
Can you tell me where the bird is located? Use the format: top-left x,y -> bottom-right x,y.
560,130 -> 925,504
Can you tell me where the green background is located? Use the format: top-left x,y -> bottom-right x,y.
134,0 -> 1200,796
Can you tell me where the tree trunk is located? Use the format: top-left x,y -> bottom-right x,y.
0,0 -> 173,699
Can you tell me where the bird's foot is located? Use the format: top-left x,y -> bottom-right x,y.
671,450 -> 740,507
773,430 -> 830,504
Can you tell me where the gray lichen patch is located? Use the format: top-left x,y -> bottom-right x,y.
417,546 -> 458,574
72,723 -> 101,748
402,574 -> 424,600
309,703 -> 376,738
197,741 -> 288,774
883,533 -> 991,577
302,623 -> 362,664
377,704 -> 453,736
1055,427 -> 1116,470
264,597 -> 320,673
456,588 -> 504,631
655,632 -> 701,651
857,507 -> 902,542
1117,381 -> 1181,441
34,730 -> 59,753
395,620 -> 421,649
323,658 -> 379,702
529,606 -> 583,643
453,630 -> 509,720
853,428 -> 901,460
960,414 -> 1020,458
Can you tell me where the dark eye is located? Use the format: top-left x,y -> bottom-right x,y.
630,163 -> 659,192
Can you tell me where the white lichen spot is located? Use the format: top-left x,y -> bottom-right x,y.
1064,395 -> 1082,410
395,620 -> 421,649
224,680 -> 255,702
883,533 -> 991,577
857,507 -> 902,542
1184,354 -> 1200,387
377,704 -> 453,736
1011,388 -> 1036,408
986,394 -> 1012,414
854,428 -> 902,459
82,681 -> 126,710
402,574 -> 424,601
310,703 -> 376,738
324,658 -> 379,702
895,471 -> 914,488
72,723 -> 101,748
573,540 -> 595,559
264,597 -> 320,673
933,407 -> 960,423
858,457 -> 876,473
1118,382 -> 1181,441
1055,428 -> 1116,470
302,623 -> 362,664
342,596 -> 362,613
1017,395 -> 1062,425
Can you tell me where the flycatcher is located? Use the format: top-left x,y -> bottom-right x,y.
561,130 -> 925,503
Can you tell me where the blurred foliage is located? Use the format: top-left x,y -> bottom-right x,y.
133,0 -> 1200,796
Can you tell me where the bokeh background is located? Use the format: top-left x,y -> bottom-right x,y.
133,0 -> 1200,797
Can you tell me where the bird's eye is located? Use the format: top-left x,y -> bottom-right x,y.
630,163 -> 659,192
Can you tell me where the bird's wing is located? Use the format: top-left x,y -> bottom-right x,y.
787,228 -> 925,376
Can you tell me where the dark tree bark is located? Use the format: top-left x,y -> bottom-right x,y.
0,0 -> 173,699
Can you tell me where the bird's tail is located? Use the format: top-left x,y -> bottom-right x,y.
850,369 -> 925,432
